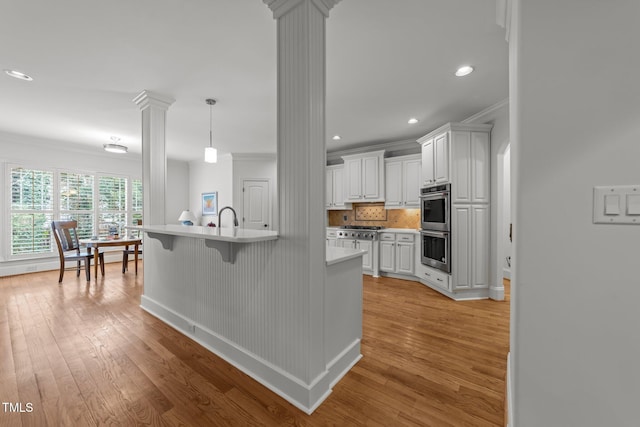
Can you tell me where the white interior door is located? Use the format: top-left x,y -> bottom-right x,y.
242,179 -> 270,230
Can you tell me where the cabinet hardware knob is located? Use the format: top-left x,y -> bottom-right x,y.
437,278 -> 443,282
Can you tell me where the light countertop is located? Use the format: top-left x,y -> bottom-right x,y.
326,246 -> 367,266
138,224 -> 279,243
380,228 -> 420,234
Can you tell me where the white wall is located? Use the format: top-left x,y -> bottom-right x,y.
188,154 -> 233,226
166,158 -> 190,226
232,154 -> 278,232
512,1 -> 640,425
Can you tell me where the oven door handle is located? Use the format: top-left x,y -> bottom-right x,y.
420,192 -> 448,201
420,230 -> 449,238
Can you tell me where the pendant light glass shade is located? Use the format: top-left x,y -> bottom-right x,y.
205,98 -> 218,163
204,146 -> 217,163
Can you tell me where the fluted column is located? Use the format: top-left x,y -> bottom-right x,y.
264,0 -> 341,384
132,90 -> 175,226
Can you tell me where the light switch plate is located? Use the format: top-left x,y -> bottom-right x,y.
593,185 -> 640,224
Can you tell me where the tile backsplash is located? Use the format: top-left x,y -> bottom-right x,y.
328,203 -> 420,229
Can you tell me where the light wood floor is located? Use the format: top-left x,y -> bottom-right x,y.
0,262 -> 510,426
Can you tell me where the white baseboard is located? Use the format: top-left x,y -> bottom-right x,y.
503,267 -> 511,280
0,252 -> 141,277
140,295 -> 361,414
418,279 -> 489,301
507,351 -> 513,427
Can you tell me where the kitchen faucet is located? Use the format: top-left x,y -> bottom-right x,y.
218,206 -> 239,228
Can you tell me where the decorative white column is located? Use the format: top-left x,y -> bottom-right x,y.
264,0 -> 341,395
132,90 -> 175,226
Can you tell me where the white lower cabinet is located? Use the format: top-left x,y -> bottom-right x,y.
379,232 -> 415,276
333,236 -> 374,273
356,239 -> 373,271
417,263 -> 451,292
451,204 -> 489,290
326,229 -> 337,247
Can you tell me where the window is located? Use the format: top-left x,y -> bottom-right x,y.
132,179 -> 143,224
10,167 -> 54,256
6,166 -> 141,259
98,175 -> 127,238
59,172 -> 94,240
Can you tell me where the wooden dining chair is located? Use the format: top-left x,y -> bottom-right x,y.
122,219 -> 142,274
51,220 -> 103,282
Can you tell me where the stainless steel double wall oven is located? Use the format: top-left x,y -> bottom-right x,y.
420,184 -> 451,273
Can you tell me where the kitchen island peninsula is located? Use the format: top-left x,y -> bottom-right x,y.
137,224 -> 365,413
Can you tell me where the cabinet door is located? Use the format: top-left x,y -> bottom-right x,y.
326,169 -> 334,208
333,167 -> 347,208
471,132 -> 490,204
361,155 -> 381,200
357,240 -> 373,271
396,242 -> 414,275
403,158 -> 422,207
451,131 -> 471,203
384,161 -> 403,208
471,205 -> 490,288
327,237 -> 337,247
452,205 -> 471,290
421,138 -> 434,186
379,240 -> 395,272
433,132 -> 449,184
344,158 -> 362,201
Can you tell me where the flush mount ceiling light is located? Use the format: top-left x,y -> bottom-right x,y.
455,65 -> 475,77
408,118 -> 419,124
103,136 -> 128,154
204,98 -> 218,163
4,69 -> 33,81
332,135 -> 341,141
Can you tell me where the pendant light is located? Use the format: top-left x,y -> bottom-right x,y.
204,98 -> 218,163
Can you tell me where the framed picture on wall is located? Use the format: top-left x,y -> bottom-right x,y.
202,192 -> 218,216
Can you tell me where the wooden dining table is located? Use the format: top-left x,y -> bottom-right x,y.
79,237 -> 142,280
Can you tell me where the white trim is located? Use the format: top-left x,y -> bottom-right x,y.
230,153 -> 276,161
327,138 -> 418,162
507,351 -> 513,427
418,278 -> 490,301
461,98 -> 509,124
140,295 -> 361,414
503,267 -> 511,280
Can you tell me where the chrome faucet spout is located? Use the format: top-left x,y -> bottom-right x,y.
218,206 -> 239,228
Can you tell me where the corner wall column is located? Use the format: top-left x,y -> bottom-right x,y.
132,90 -> 175,226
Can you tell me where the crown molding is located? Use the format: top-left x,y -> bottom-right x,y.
326,138 -> 418,162
461,98 -> 509,124
231,153 -> 277,161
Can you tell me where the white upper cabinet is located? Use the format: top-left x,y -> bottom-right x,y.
419,132 -> 449,187
342,150 -> 385,202
451,130 -> 491,204
326,165 -> 351,210
384,154 -> 421,209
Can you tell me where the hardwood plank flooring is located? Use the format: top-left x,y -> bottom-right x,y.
0,263 -> 510,426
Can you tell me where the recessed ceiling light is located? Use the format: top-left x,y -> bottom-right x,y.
455,65 -> 474,77
4,69 -> 33,81
408,118 -> 419,124
332,135 -> 341,141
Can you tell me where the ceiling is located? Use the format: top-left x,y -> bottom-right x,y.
0,0 -> 508,162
